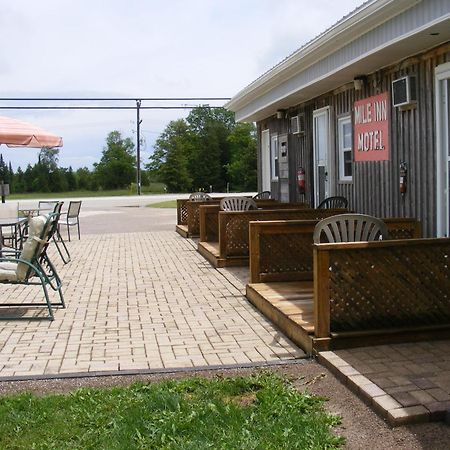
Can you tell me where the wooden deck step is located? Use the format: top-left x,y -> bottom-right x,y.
246,281 -> 314,354
175,224 -> 189,238
198,241 -> 249,268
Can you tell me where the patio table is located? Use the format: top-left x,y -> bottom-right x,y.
0,216 -> 27,250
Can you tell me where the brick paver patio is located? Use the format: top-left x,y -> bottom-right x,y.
0,231 -> 304,378
319,341 -> 450,425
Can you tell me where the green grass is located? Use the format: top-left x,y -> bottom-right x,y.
147,200 -> 177,208
9,190 -> 131,199
0,373 -> 343,449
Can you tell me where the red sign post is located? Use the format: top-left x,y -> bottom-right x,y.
353,92 -> 389,161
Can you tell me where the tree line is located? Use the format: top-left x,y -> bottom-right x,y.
2,107 -> 257,194
147,106 -> 257,192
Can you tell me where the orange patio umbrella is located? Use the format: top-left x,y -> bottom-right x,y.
0,115 -> 63,148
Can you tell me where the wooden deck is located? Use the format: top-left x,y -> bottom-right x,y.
198,241 -> 248,268
175,224 -> 189,238
246,238 -> 450,355
247,279 -> 450,355
246,282 -> 315,354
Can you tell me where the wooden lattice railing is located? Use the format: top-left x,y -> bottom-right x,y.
181,198 -> 278,237
176,199 -> 189,226
218,208 -> 345,260
313,238 -> 450,338
187,200 -> 222,236
199,201 -> 306,243
249,218 -> 422,283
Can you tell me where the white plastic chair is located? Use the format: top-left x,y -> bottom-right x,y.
313,213 -> 389,243
219,197 -> 257,211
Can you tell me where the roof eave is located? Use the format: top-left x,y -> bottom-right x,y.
226,0 -> 420,114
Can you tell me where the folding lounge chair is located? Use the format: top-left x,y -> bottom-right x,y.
0,213 -> 65,320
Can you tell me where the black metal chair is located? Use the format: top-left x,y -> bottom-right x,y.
317,196 -> 348,209
58,201 -> 82,241
252,191 -> 271,200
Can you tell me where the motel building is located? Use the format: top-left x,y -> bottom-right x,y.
226,0 -> 450,237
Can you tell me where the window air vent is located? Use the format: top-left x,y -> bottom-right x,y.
392,76 -> 417,107
290,115 -> 305,134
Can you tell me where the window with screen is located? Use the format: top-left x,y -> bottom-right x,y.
338,116 -> 352,181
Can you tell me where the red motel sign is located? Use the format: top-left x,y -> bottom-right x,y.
353,92 -> 389,161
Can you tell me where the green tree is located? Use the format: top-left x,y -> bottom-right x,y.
0,154 -> 8,181
75,167 -> 94,190
94,131 -> 136,189
148,107 -> 256,193
13,167 -> 25,193
39,147 -> 59,171
225,123 -> 257,191
186,107 -> 235,191
148,120 -> 193,192
65,166 -> 77,191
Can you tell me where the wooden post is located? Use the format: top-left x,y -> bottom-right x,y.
249,222 -> 261,283
314,245 -> 330,338
219,212 -> 227,258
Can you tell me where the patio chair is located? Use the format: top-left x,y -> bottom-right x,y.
313,213 -> 389,243
58,200 -> 82,241
38,201 -> 58,214
253,191 -> 271,200
0,213 -> 65,320
189,192 -> 211,201
219,197 -> 258,211
317,196 -> 348,209
49,202 -> 71,264
0,202 -> 21,249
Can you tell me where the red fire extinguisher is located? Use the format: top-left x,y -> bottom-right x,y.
297,167 -> 305,195
399,162 -> 407,196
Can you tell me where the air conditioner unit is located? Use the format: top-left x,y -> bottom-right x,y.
290,115 -> 305,135
392,75 -> 417,107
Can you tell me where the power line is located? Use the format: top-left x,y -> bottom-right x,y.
0,97 -> 231,101
0,97 -> 233,196
0,106 -> 224,110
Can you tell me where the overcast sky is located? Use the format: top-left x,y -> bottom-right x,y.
0,0 -> 363,170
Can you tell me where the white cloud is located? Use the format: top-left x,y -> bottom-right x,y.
0,0 -> 363,169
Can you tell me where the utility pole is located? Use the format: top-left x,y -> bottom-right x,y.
136,99 -> 142,195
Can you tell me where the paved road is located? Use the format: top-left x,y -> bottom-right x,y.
17,192 -> 256,211
17,193 -> 256,235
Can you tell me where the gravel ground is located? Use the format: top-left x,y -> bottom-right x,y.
0,360 -> 449,449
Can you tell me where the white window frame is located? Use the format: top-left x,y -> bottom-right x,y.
261,129 -> 271,192
435,62 -> 450,237
270,134 -> 279,181
338,115 -> 353,182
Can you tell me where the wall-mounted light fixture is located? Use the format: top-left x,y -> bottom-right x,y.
276,109 -> 286,119
353,75 -> 367,91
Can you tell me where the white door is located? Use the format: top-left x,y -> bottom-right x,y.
313,107 -> 331,206
436,63 -> 450,237
261,129 -> 271,192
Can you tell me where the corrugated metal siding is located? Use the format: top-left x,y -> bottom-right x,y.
258,43 -> 450,237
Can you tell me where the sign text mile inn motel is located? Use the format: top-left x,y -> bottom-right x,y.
354,92 -> 389,162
